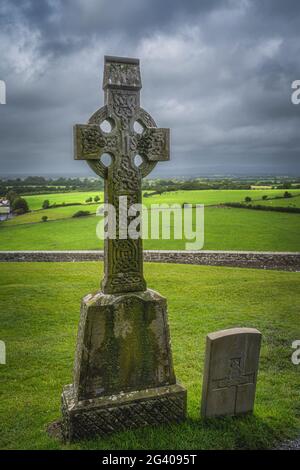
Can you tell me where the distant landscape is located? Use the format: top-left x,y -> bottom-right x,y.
0,176 -> 299,252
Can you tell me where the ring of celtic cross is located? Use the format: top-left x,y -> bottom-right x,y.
86,105 -> 158,179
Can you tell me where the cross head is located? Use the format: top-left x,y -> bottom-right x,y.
74,56 -> 170,294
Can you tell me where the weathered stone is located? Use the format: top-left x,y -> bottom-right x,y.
201,327 -> 262,418
74,55 -> 170,295
60,56 -> 186,441
2,250 -> 300,271
62,288 -> 186,441
62,383 -> 186,442
73,289 -> 176,401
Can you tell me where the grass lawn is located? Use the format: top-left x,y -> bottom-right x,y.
0,206 -> 299,251
0,262 -> 299,449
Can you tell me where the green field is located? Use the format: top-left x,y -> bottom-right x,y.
2,203 -> 99,226
0,262 -> 299,449
260,194 -> 300,208
25,191 -> 103,210
143,189 -> 300,206
0,189 -> 299,251
24,189 -> 300,211
0,206 -> 299,251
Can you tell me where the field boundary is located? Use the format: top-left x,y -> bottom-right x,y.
0,250 -> 299,271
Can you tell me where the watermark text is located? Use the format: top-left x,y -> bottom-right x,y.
291,80 -> 300,104
96,199 -> 204,250
0,80 -> 6,104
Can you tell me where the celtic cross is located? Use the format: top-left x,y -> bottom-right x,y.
74,56 -> 170,294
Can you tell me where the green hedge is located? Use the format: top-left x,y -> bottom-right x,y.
224,202 -> 300,213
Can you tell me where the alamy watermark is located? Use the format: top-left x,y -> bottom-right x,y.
291,80 -> 300,105
291,340 -> 300,365
96,198 -> 204,250
0,80 -> 6,104
0,340 -> 6,364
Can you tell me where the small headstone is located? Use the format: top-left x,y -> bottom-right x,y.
201,327 -> 262,418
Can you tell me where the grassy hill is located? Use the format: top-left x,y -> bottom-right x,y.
2,203 -> 99,226
0,189 -> 299,251
259,194 -> 300,208
24,191 -> 103,211
0,206 -> 299,251
24,189 -> 300,211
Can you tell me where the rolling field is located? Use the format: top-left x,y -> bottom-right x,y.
142,189 -> 300,207
0,262 -> 299,449
3,203 -> 99,226
0,206 -> 299,251
24,189 -> 300,211
259,194 -> 300,208
0,189 -> 299,251
25,191 -> 103,210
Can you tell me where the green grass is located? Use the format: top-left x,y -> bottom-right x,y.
259,194 -> 300,208
5,193 -> 300,230
143,189 -> 300,206
0,262 -> 299,449
1,189 -> 299,251
0,206 -> 299,251
25,192 -> 103,210
3,203 -> 99,226
24,189 -> 300,211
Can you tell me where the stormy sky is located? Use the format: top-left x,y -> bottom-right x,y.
0,0 -> 299,178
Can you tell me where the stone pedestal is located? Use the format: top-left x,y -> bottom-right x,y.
62,383 -> 186,441
62,289 -> 186,441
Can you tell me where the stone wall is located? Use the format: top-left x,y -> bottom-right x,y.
0,250 -> 299,271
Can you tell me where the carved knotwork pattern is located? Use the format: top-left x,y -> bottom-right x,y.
137,129 -> 168,160
62,391 -> 185,441
74,59 -> 170,294
110,91 -> 137,121
109,272 -> 143,289
113,155 -> 139,192
80,126 -> 119,156
81,127 -> 102,154
112,239 -> 139,273
139,111 -> 156,128
104,62 -> 140,88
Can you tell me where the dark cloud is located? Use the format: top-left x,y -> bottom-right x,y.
0,0 -> 299,177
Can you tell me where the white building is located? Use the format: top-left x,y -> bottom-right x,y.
0,199 -> 10,221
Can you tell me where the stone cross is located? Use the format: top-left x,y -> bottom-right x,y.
74,56 -> 170,294
201,328 -> 262,418
60,56 -> 186,442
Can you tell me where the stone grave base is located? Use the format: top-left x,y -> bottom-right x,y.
61,382 -> 186,442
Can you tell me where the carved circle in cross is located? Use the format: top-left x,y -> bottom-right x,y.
86,105 -> 158,179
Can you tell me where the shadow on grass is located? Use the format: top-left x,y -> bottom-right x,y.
56,414 -> 285,451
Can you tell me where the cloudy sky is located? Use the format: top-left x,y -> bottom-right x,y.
0,0 -> 299,178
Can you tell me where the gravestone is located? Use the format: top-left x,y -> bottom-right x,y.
61,56 -> 186,441
201,328 -> 261,418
